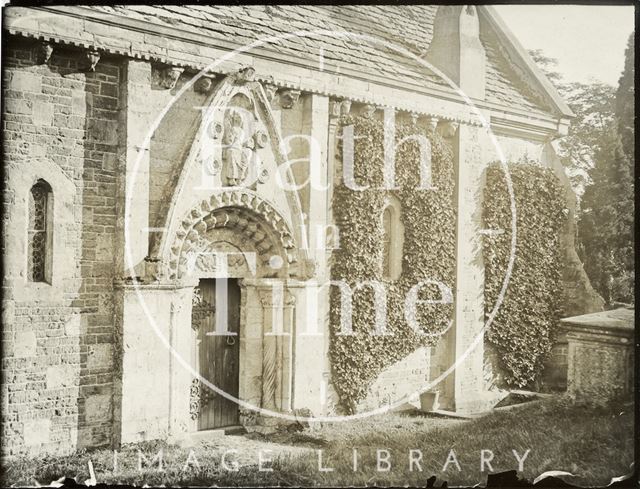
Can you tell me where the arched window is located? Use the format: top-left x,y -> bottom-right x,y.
28,180 -> 52,283
381,195 -> 404,281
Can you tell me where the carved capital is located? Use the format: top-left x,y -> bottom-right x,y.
257,284 -> 295,308
257,287 -> 275,308
299,258 -> 317,281
36,42 -> 54,65
194,75 -> 216,94
158,66 -> 184,90
284,290 -> 296,307
144,256 -> 166,282
279,89 -> 301,109
83,49 -> 101,72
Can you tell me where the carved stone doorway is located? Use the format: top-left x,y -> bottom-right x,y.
192,278 -> 241,430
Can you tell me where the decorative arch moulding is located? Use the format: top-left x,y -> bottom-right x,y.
164,191 -> 300,281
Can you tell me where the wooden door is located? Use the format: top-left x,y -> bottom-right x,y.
197,278 -> 240,430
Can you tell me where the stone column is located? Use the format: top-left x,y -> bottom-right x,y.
256,280 -> 295,413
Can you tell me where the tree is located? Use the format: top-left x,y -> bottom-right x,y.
579,33 -> 635,305
528,49 -> 618,202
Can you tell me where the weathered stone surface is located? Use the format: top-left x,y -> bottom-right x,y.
3,43 -> 119,457
8,71 -> 41,93
46,365 -> 77,389
85,394 -> 112,423
23,419 -> 51,447
561,307 -> 634,403
87,344 -> 112,370
13,331 -> 37,358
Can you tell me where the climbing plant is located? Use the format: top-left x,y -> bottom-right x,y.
329,115 -> 456,412
483,160 -> 566,388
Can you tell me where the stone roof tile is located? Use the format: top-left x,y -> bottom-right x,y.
89,5 -> 548,113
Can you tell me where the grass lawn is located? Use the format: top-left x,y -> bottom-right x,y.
1,397 -> 633,487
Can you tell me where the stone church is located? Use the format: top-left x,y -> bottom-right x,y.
2,5 -> 600,456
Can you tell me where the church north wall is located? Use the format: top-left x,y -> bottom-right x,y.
1,27 -> 591,454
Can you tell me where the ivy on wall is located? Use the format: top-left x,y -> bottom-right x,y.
329,116 -> 456,412
483,161 -> 566,388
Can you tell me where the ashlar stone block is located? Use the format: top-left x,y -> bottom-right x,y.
23,419 -> 51,447
46,365 -> 77,389
87,344 -> 112,369
14,331 -> 37,358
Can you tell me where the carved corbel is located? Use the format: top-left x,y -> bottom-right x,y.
438,120 -> 459,139
279,89 -> 301,109
329,98 -> 342,118
263,83 -> 278,103
83,49 -> 101,72
409,112 -> 420,126
427,117 -> 439,133
158,66 -> 184,90
340,99 -> 352,116
233,66 -> 256,84
36,42 -> 54,65
361,104 -> 377,118
194,75 -> 216,94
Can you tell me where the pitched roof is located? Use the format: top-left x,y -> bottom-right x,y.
26,5 -> 571,117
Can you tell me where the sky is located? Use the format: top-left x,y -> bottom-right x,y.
494,5 -> 635,86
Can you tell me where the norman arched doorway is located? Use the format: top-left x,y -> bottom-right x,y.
171,193 -> 298,432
